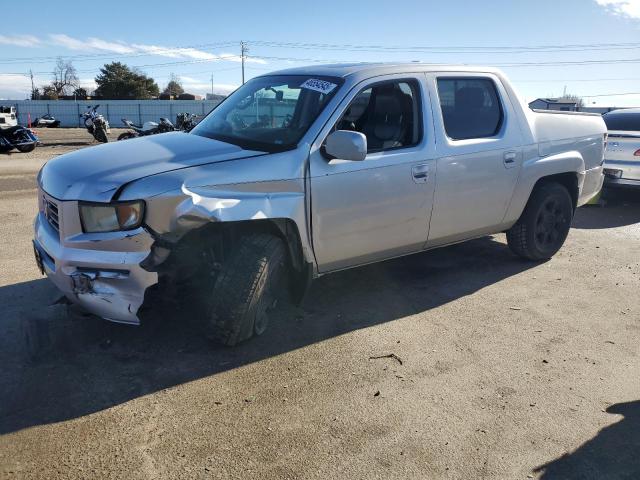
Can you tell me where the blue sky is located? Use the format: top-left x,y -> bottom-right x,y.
1,0 -> 639,106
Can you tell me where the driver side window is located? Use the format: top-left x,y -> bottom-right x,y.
336,80 -> 421,153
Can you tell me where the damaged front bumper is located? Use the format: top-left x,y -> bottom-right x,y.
33,208 -> 158,325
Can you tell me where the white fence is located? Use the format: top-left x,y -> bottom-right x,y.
6,100 -> 223,128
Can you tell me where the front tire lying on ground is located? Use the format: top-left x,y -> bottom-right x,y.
507,182 -> 574,261
207,234 -> 287,346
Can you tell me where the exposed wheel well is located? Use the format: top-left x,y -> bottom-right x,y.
532,172 -> 579,210
147,219 -> 311,305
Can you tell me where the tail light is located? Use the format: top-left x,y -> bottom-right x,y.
634,149 -> 640,157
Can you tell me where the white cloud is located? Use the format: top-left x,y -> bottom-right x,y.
178,78 -> 238,96
0,74 -> 34,99
0,34 -> 40,47
594,0 -> 640,19
48,34 -> 266,64
133,44 -> 217,60
49,34 -> 135,54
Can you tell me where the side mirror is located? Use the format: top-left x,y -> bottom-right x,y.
324,130 -> 367,161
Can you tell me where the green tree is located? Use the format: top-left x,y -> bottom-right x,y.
31,88 -> 41,100
73,87 -> 88,99
94,62 -> 160,99
41,85 -> 58,100
162,73 -> 184,97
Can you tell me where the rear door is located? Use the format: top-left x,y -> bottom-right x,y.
425,73 -> 524,246
309,74 -> 437,272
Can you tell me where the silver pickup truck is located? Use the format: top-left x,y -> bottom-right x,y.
34,64 -> 606,345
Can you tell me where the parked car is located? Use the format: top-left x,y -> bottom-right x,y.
602,108 -> 640,188
33,64 -> 605,345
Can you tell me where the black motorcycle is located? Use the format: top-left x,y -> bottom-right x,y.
118,117 -> 175,141
176,112 -> 197,132
0,125 -> 38,153
80,105 -> 109,143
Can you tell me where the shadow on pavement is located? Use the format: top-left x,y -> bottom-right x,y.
0,236 -> 537,435
534,400 -> 640,479
573,188 -> 640,230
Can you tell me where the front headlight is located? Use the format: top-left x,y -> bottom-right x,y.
79,201 -> 145,233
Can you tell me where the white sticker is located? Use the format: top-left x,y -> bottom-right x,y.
300,78 -> 337,95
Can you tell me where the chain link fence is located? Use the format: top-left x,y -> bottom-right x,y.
7,100 -> 223,128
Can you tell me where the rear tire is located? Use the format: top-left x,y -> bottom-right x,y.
507,182 -> 574,261
16,143 -> 36,153
206,234 -> 287,346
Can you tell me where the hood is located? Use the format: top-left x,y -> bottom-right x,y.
39,132 -> 265,202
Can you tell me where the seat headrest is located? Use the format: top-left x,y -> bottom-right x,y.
372,88 -> 404,141
456,87 -> 485,109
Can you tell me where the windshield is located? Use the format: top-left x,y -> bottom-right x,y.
191,75 -> 342,152
603,111 -> 640,132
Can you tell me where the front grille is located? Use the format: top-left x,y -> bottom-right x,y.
44,197 -> 60,233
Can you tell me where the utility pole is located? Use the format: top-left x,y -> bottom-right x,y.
29,69 -> 35,99
211,73 -> 214,96
240,41 -> 248,85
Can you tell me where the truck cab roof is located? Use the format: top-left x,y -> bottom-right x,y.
263,63 -> 504,80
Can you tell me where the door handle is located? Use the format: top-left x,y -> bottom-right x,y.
503,151 -> 517,168
412,164 -> 430,184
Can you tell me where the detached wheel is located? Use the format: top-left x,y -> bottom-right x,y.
507,182 -> 574,261
207,234 -> 287,346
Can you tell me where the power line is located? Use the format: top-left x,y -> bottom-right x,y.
581,92 -> 640,98
248,39 -> 640,55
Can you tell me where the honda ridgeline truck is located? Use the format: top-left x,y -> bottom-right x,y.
33,64 -> 606,345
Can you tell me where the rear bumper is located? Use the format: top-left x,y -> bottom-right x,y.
603,159 -> 640,187
603,176 -> 640,188
33,211 -> 158,324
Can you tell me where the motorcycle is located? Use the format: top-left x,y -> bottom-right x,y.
0,125 -> 38,153
33,114 -> 60,128
175,112 -> 197,132
117,117 -> 175,141
80,105 -> 110,143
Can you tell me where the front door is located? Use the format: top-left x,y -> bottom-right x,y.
309,76 -> 437,272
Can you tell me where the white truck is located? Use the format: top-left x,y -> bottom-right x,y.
0,105 -> 17,129
34,64 -> 606,345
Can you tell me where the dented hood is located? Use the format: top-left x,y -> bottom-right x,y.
39,132 -> 265,202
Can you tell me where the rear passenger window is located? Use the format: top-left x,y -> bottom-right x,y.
336,80 -> 421,153
437,78 -> 503,140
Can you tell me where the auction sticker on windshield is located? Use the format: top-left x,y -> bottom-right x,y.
301,78 -> 337,94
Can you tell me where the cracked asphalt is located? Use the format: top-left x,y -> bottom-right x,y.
1,129 -> 639,479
